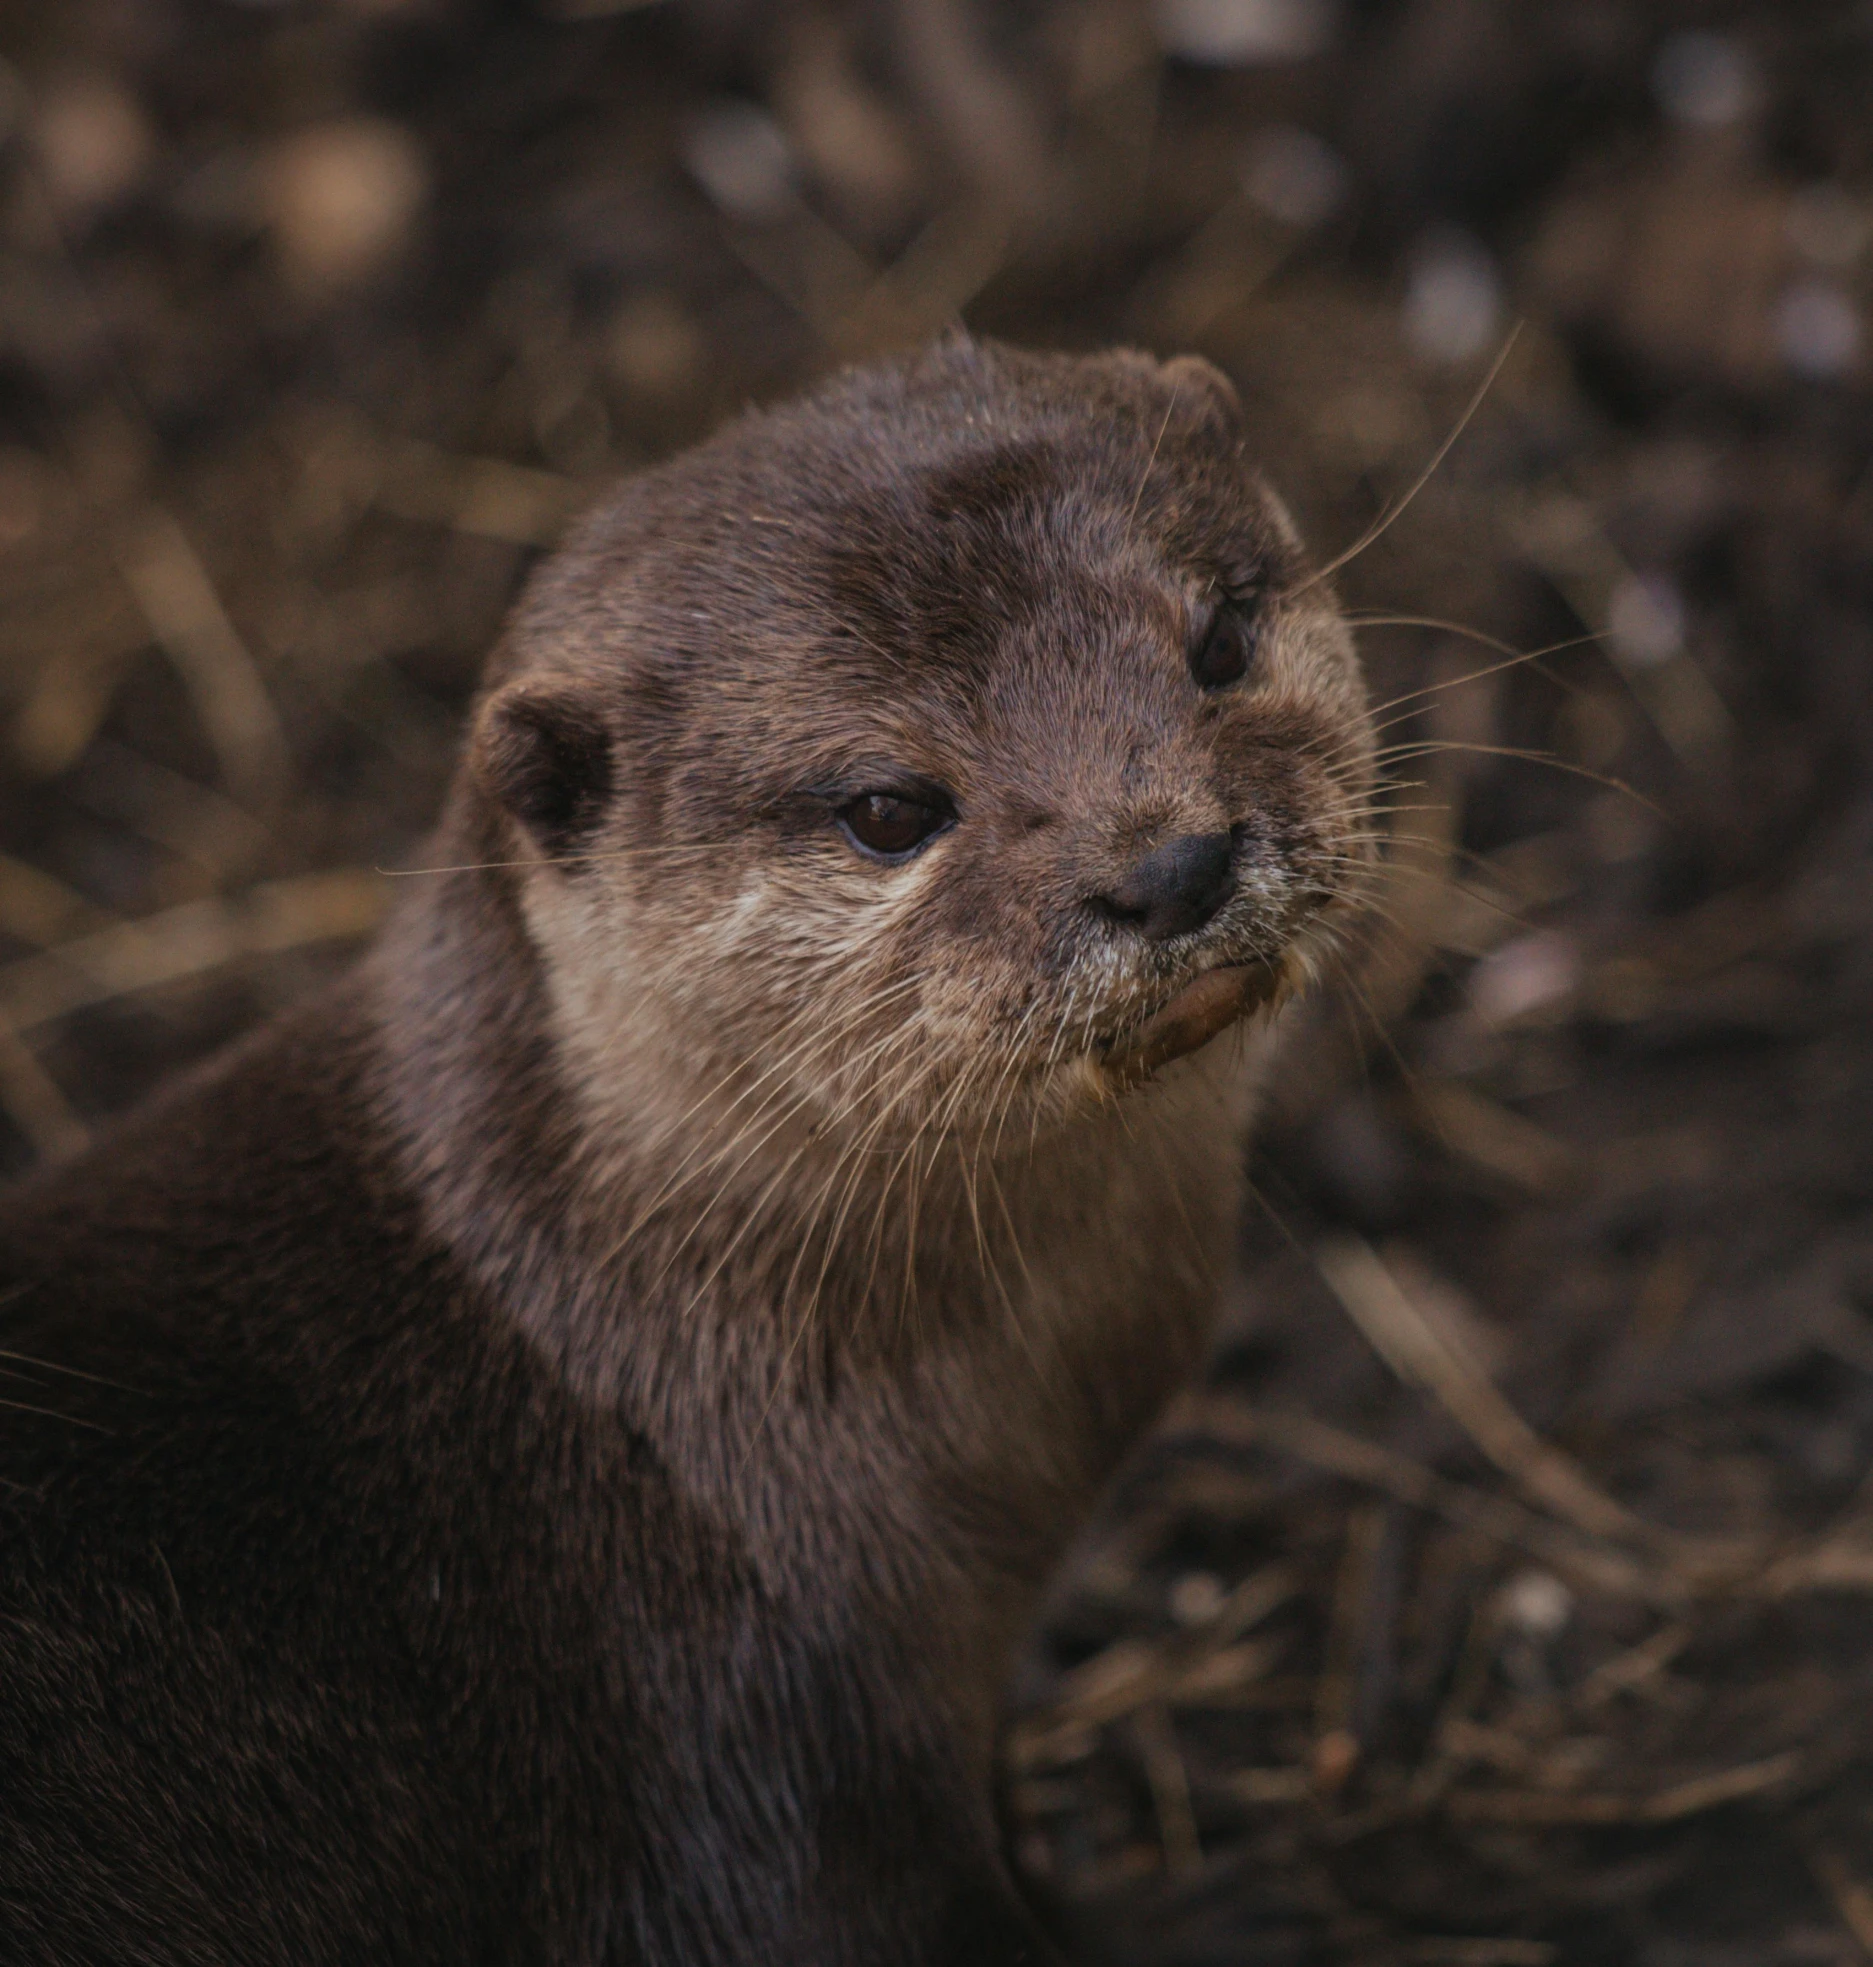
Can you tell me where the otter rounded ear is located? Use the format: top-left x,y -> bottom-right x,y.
1160,354 -> 1242,431
471,680 -> 613,858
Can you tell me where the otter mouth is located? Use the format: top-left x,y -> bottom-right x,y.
1097,959 -> 1286,1092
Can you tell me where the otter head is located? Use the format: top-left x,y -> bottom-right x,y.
466,337 -> 1374,1173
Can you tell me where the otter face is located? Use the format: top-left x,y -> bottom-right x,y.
472,337 -> 1374,1154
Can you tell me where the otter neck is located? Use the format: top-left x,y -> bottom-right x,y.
372,856 -> 1260,1585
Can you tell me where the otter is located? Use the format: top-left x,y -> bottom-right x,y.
0,335 -> 1372,1964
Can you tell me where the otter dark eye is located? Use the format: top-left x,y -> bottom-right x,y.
1190,601 -> 1258,691
839,793 -> 951,860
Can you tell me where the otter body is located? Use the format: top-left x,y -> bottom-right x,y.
0,339 -> 1371,1964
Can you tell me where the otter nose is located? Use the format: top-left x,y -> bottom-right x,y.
1094,831 -> 1236,943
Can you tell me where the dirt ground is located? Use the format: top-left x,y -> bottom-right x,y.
3,2 -> 1873,1961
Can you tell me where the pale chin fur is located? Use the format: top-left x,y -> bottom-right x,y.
523,859 -> 1281,1173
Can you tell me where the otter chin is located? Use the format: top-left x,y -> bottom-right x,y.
1098,958 -> 1292,1091
0,335 -> 1373,1966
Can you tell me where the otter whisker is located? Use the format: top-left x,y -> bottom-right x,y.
958,1078 -> 1055,1372
640,998 -> 935,1297
1367,739 -> 1663,813
975,995 -> 1049,1207
776,1009 -> 950,1331
744,1030 -> 955,1449
377,843 -> 731,878
1327,848 -> 1540,931
1346,621 -> 1606,729
888,1032 -> 1010,1345
0,1393 -> 112,1432
1126,381 -> 1182,533
836,1031 -> 975,1351
1028,980 -> 1086,1154
1299,322 -> 1523,593
0,1347 -> 146,1393
619,1041 -> 905,1303
657,1013 -> 931,1333
604,973 -> 930,1262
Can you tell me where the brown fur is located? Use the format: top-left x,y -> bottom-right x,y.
0,335 -> 1371,1964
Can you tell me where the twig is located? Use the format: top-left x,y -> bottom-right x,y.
835,199 -> 1011,357
1402,1943 -> 1556,1967
1759,1525 -> 1873,1598
1132,1703 -> 1202,1878
0,1008 -> 87,1161
1210,1765 -> 1311,1807
1314,1501 -> 1387,1779
1313,1235 -> 1683,1555
118,510 -> 289,807
373,437 -> 582,548
1446,1751 -> 1800,1825
0,871 -> 388,1033
1572,1622 -> 1691,1711
1410,1080 -> 1580,1198
1172,1394 -> 1668,1605
1809,1845 -> 1873,1962
11,630 -> 147,779
0,855 -> 118,948
1042,1600 -> 1290,1729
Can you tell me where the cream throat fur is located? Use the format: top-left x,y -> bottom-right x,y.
384,852 -> 1281,1512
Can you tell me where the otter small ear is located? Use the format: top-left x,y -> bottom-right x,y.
1160,354 -> 1242,431
471,679 -> 613,859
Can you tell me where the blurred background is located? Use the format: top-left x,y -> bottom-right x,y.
3,0 -> 1873,1961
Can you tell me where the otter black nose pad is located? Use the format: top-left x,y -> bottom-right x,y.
1094,830 -> 1235,943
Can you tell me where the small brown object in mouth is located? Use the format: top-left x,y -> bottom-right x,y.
1100,961 -> 1285,1092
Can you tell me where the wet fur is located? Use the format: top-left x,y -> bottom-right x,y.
0,337 -> 1372,1963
